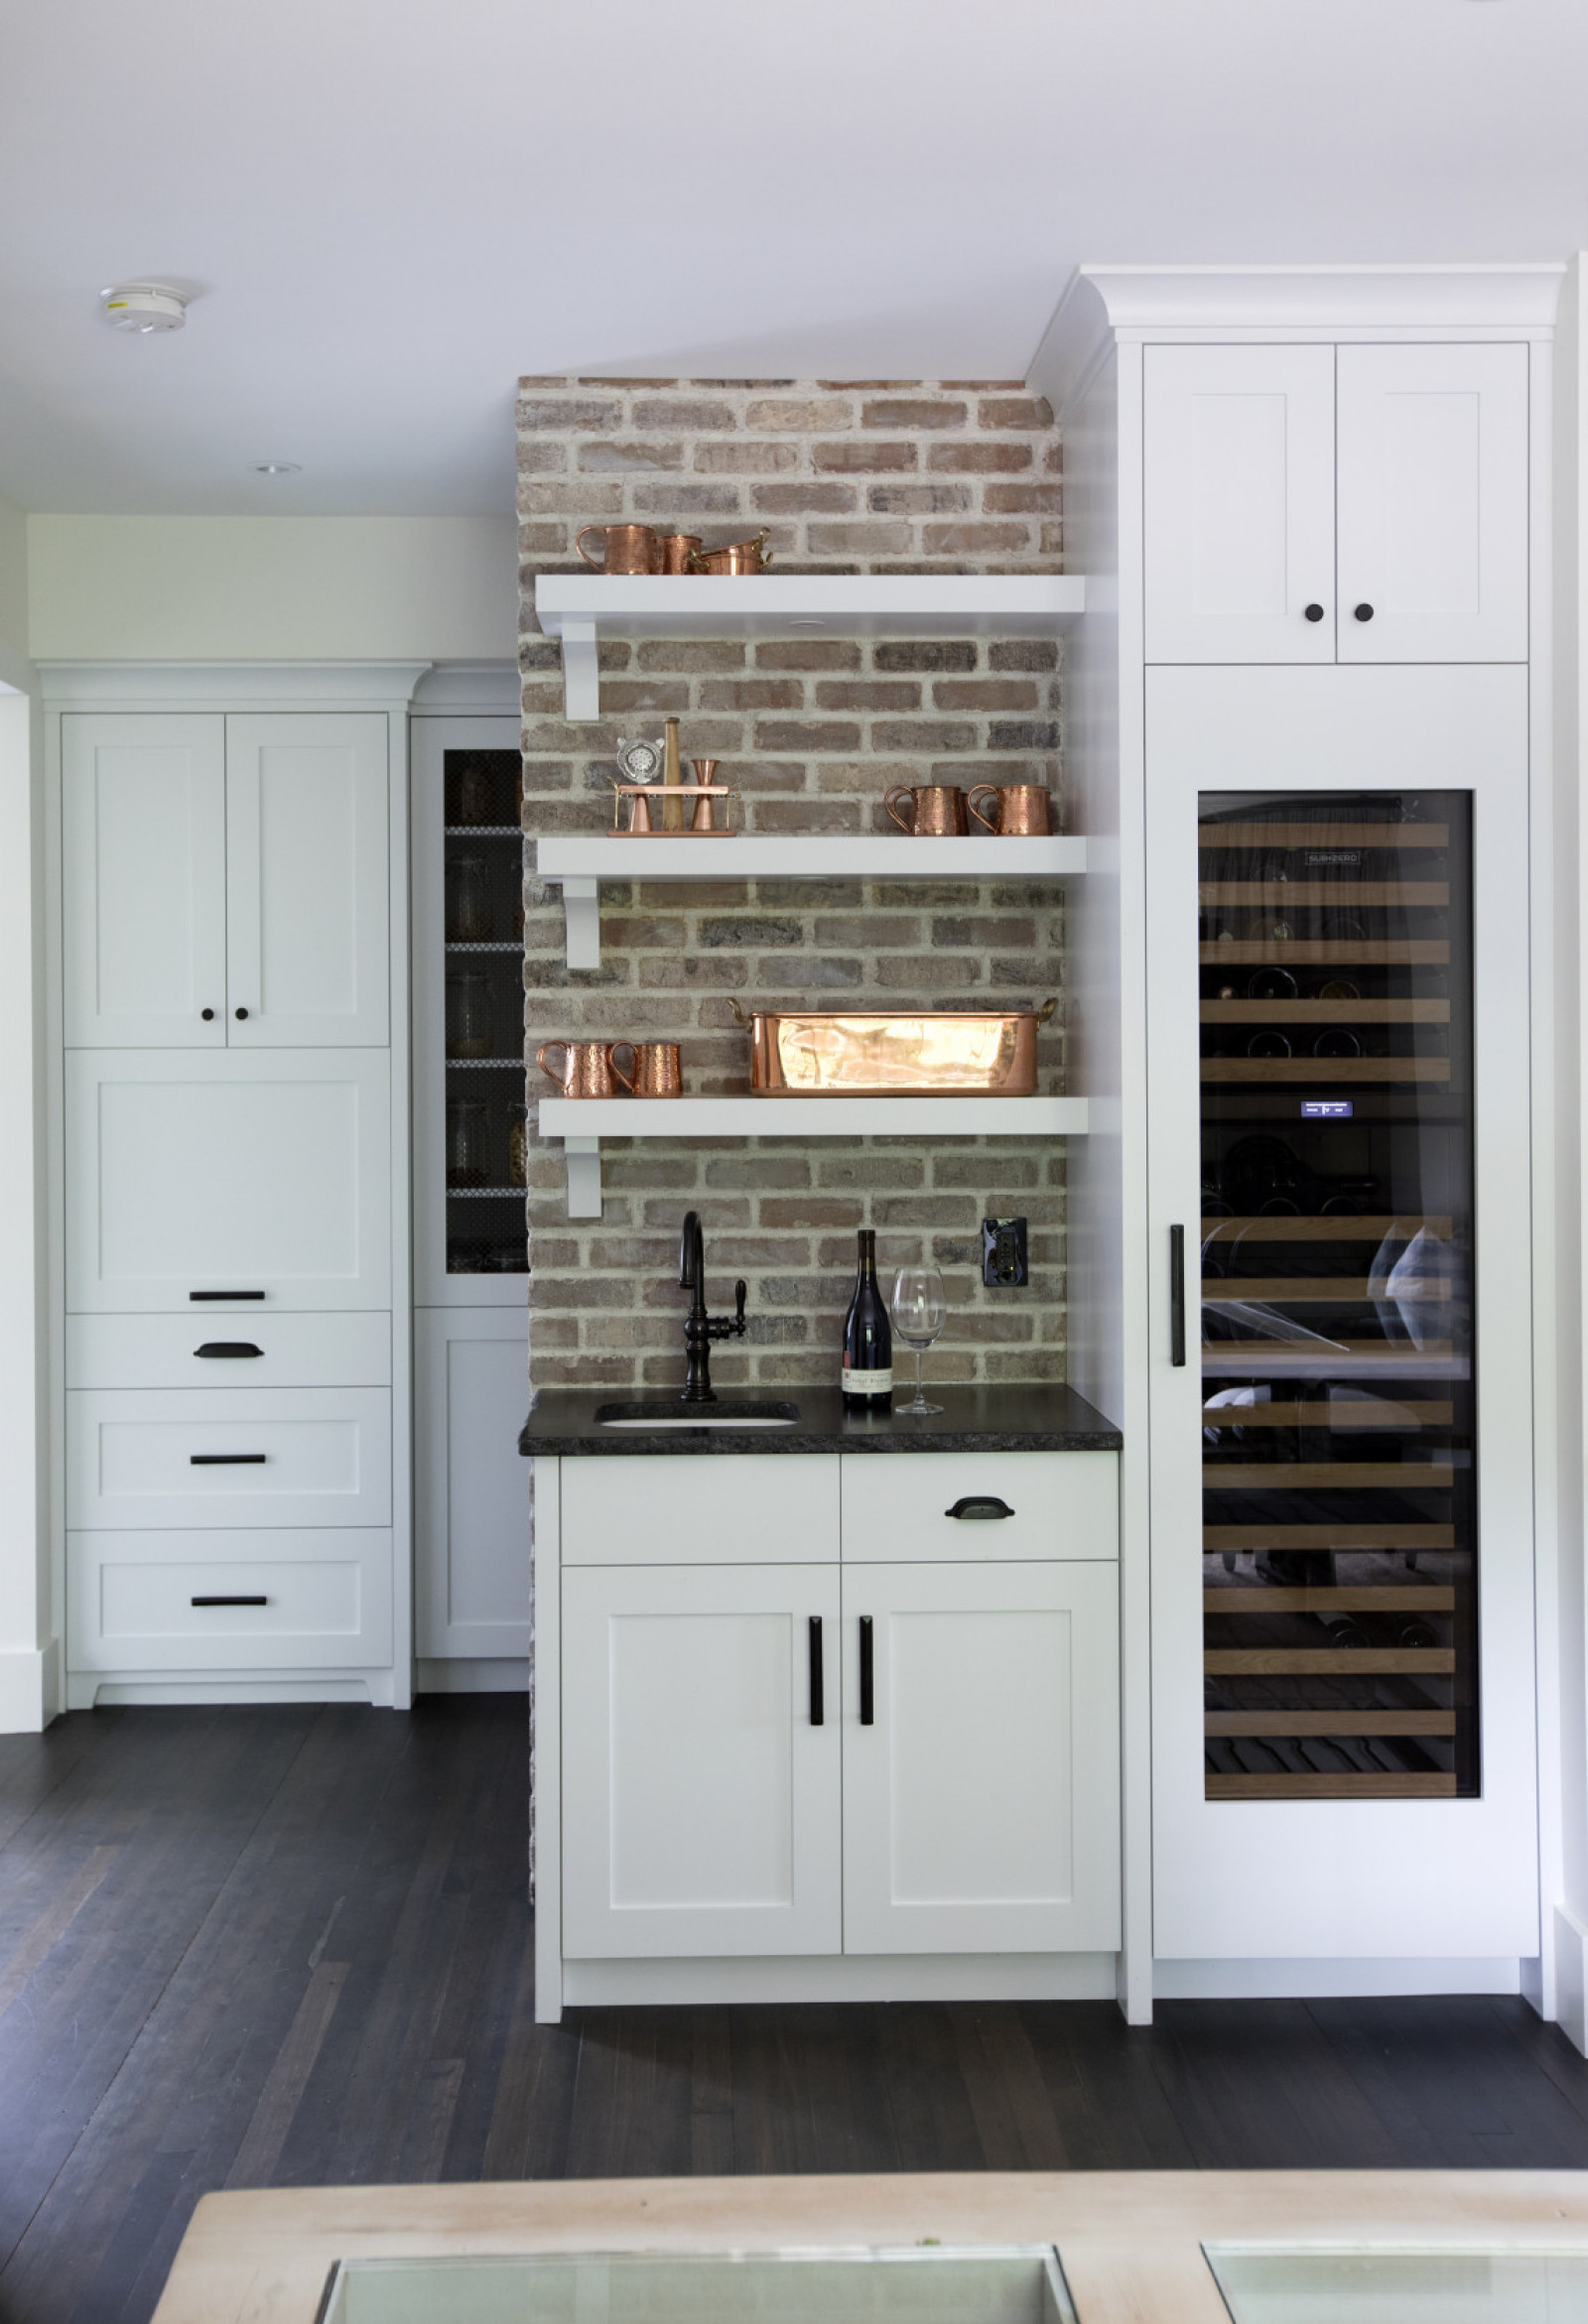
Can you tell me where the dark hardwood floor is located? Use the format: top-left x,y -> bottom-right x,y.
3,1697 -> 1588,2323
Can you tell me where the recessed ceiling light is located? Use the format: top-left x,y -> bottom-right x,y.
252,462 -> 302,475
100,282 -> 188,333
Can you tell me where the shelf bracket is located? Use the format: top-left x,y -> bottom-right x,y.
560,621 -> 599,720
558,875 -> 600,970
564,1135 -> 602,1219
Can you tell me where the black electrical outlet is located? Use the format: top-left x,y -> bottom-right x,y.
982,1216 -> 1028,1287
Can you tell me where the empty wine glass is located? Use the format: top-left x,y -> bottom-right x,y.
891,1264 -> 946,1416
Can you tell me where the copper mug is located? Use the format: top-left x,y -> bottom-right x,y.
576,523 -> 661,575
884,783 -> 969,837
657,532 -> 702,575
688,528 -> 773,576
968,783 -> 1053,836
536,1039 -> 623,1097
612,1040 -> 683,1098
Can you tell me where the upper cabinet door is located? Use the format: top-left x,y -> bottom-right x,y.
63,715 -> 227,1048
224,714 -> 390,1046
1336,343 -> 1528,665
1144,345 -> 1337,665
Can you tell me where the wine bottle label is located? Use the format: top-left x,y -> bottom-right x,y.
843,1365 -> 893,1393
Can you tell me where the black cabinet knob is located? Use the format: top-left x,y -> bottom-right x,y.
1303,603 -> 1325,623
200,1007 -> 214,1020
1354,603 -> 1375,622
234,1006 -> 249,1019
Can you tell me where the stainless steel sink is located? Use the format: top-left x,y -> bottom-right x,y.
595,1398 -> 801,1431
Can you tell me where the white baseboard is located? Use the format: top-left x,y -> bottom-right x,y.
1153,1956 -> 1522,2001
68,1676 -> 384,1708
0,1645 -> 57,1731
1554,1905 -> 1588,2053
415,1658 -> 529,1694
561,1952 -> 1119,2007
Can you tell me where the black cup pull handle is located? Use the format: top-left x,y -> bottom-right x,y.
1170,1223 -> 1187,1367
809,1615 -> 824,1727
859,1615 -> 874,1727
192,1595 -> 267,1608
190,1290 -> 265,1302
190,1454 -> 267,1466
945,1494 -> 1015,1520
194,1343 -> 263,1359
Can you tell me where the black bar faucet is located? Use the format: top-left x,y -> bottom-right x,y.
679,1209 -> 747,1403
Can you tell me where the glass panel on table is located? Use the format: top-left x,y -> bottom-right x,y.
442,746 -> 527,1279
1198,792 -> 1474,1800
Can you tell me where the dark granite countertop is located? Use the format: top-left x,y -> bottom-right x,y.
518,1381 -> 1121,1457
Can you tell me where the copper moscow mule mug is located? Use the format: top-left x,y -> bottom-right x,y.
967,783 -> 1053,836
657,532 -> 703,575
536,1039 -> 622,1097
611,1040 -> 683,1098
687,528 -> 774,576
884,783 -> 970,837
576,523 -> 662,575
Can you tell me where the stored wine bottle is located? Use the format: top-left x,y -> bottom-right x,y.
841,1228 -> 893,1410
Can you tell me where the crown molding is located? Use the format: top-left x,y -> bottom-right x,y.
411,660 -> 519,713
1029,262 -> 1568,420
36,659 -> 434,708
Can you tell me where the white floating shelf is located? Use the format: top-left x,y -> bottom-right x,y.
533,574 -> 1088,719
535,834 -> 1088,968
539,1094 -> 1088,1219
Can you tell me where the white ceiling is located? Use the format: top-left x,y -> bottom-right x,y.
2,0 -> 1585,518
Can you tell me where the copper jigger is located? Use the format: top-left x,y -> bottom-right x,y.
884,783 -> 969,837
968,783 -> 1053,836
536,1039 -> 622,1097
690,759 -> 720,831
612,1040 -> 683,1098
658,532 -> 703,575
576,523 -> 661,575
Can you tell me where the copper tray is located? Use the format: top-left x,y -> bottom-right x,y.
729,1001 -> 1056,1096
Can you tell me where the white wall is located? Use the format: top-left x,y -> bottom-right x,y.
0,487 -> 29,684
28,515 -> 517,662
1551,254 -> 1588,2046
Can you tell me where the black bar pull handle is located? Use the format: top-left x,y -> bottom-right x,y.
190,1454 -> 267,1466
190,1290 -> 265,1302
859,1615 -> 874,1727
192,1595 -> 267,1608
945,1494 -> 1015,1521
809,1615 -> 824,1726
194,1343 -> 264,1359
1169,1223 -> 1187,1367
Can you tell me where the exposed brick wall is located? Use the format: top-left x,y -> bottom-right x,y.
517,378 -> 1071,1393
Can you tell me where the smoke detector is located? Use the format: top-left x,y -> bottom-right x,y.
100,283 -> 188,334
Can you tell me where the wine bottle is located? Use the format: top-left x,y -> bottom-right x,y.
841,1228 -> 893,1410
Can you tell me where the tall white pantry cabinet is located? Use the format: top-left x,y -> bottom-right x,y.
1033,264 -> 1566,2019
45,665 -> 428,1709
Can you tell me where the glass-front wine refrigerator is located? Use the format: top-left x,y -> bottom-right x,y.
1196,792 -> 1473,1800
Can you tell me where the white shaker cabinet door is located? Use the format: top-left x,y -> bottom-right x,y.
1336,342 -> 1528,665
224,714 -> 390,1046
63,715 -> 228,1048
415,1309 -> 530,1659
562,1562 -> 842,1959
66,1049 -> 392,1311
1144,345 -> 1336,664
841,1561 -> 1121,1956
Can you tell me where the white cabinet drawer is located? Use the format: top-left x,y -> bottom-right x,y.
840,1451 -> 1118,1562
66,1388 -> 391,1529
560,1454 -> 839,1567
66,1312 -> 391,1390
67,1529 -> 393,1670
66,1049 -> 391,1312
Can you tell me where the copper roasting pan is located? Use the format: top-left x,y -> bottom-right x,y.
731,1001 -> 1057,1096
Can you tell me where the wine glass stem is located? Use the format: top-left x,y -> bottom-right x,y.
914,1348 -> 925,1405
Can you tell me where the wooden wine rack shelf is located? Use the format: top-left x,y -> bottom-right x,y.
1201,1058 -> 1452,1083
1204,1463 -> 1454,1489
1199,941 -> 1449,965
1200,880 -> 1449,907
1206,1711 -> 1457,1738
1201,1399 -> 1455,1427
1202,1216 -> 1452,1239
1205,1524 -> 1455,1551
1205,1586 -> 1456,1613
1207,1772 -> 1459,1799
1205,1648 -> 1456,1675
1203,1278 -> 1449,1303
1202,822 -> 1449,848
